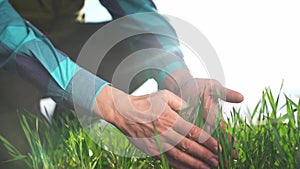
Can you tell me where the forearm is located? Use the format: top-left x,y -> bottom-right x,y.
0,0 -> 110,112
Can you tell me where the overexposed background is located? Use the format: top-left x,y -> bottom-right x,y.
80,0 -> 300,115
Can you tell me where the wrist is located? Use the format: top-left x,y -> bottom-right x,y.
92,85 -> 120,124
160,68 -> 193,95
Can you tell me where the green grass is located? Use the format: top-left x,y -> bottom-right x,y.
0,111 -> 161,169
0,87 -> 299,169
220,87 -> 300,169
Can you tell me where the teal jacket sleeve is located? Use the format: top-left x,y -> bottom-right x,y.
100,0 -> 189,86
0,0 -> 110,112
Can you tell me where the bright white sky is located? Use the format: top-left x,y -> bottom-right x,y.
82,0 -> 300,115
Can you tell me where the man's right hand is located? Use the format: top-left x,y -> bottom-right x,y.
93,86 -> 220,169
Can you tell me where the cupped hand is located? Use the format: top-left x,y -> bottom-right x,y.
175,78 -> 244,128
160,69 -> 243,160
174,78 -> 243,160
93,85 -> 220,169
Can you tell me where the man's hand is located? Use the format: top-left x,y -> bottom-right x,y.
161,69 -> 243,128
93,85 -> 220,169
176,78 -> 243,128
161,69 -> 244,160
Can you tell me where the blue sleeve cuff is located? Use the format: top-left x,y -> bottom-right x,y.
47,68 -> 110,113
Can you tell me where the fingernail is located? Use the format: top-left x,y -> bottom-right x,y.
214,145 -> 223,153
213,146 -> 218,154
210,158 -> 219,167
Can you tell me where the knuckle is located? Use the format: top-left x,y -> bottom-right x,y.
187,126 -> 199,139
180,140 -> 191,152
198,130 -> 211,144
167,148 -> 181,161
173,152 -> 181,161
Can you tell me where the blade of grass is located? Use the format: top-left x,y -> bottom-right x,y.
152,121 -> 170,169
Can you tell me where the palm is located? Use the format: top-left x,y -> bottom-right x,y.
175,78 -> 243,133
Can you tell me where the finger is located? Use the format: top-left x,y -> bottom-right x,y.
204,125 -> 211,134
163,90 -> 188,111
176,135 -> 219,167
151,143 -> 205,169
202,79 -> 243,103
178,105 -> 194,122
164,145 -> 213,169
173,117 -> 219,154
162,128 -> 218,167
154,154 -> 189,169
218,87 -> 244,103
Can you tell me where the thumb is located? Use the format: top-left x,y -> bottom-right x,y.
163,90 -> 188,112
220,87 -> 244,103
